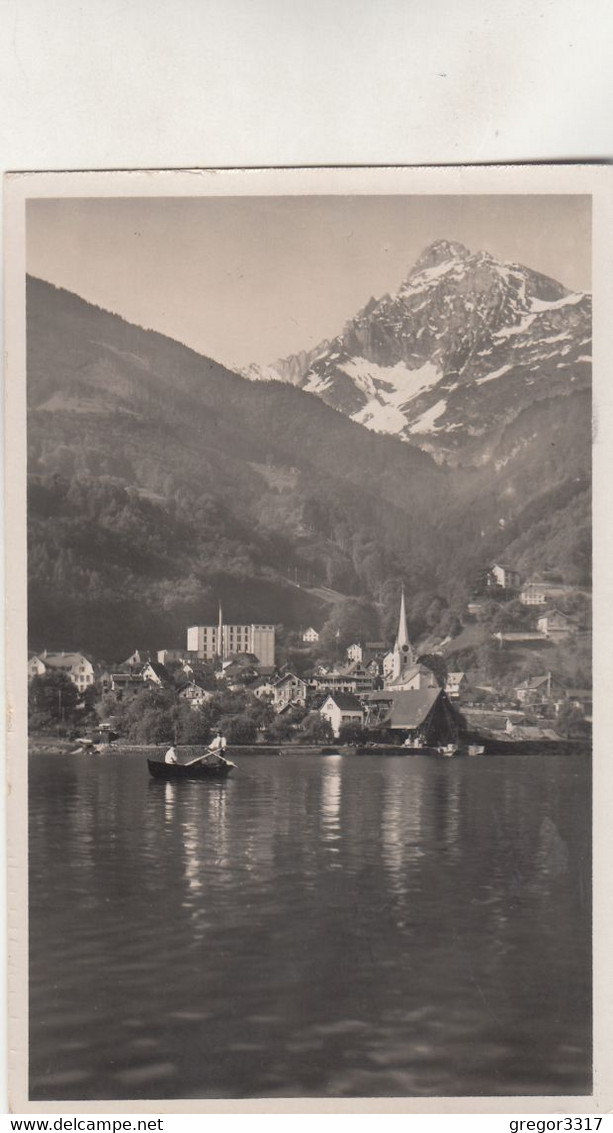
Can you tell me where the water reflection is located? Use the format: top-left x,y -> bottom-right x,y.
29,751 -> 591,1100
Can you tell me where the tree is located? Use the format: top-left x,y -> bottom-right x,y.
29,671 -> 79,730
338,722 -> 366,745
218,714 -> 257,745
299,712 -> 333,743
173,703 -> 212,745
265,717 -> 294,742
556,702 -> 590,739
132,707 -> 174,744
417,654 -> 448,688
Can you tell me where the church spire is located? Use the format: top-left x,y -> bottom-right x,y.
392,585 -> 413,678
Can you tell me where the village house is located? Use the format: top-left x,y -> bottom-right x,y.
514,673 -> 566,707
177,681 -> 214,710
445,671 -> 468,700
28,650 -> 96,693
346,641 -> 386,665
536,609 -> 578,641
141,661 -> 172,688
302,627 -> 320,644
271,672 -> 308,712
564,689 -> 592,720
157,649 -> 185,665
519,581 -> 573,606
319,692 -> 364,738
110,671 -> 144,699
121,649 -> 152,670
312,661 -> 375,696
381,650 -> 396,679
252,678 -> 276,701
489,563 -> 521,591
492,630 -> 545,648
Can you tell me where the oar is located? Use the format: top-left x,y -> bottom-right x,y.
183,748 -> 214,767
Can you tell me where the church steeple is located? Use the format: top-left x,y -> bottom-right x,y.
392,586 -> 413,678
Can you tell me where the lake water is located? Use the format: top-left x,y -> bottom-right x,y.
29,750 -> 591,1101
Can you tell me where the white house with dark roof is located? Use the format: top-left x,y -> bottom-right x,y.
489,563 -> 521,590
27,650 -> 96,693
445,671 -> 467,700
141,661 -> 172,688
319,692 -> 364,737
520,581 -> 573,607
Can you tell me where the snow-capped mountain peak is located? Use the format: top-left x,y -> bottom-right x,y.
241,240 -> 591,464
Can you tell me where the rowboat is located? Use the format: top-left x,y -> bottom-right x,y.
147,758 -> 234,781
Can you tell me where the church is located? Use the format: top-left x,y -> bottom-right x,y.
383,588 -> 439,693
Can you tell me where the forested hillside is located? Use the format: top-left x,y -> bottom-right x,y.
27,276 -> 591,659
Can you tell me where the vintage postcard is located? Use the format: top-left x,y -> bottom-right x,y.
4,166 -> 612,1113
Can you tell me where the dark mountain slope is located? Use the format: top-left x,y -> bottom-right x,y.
27,271 -> 591,660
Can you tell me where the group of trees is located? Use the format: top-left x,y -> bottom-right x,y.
28,667 -> 339,745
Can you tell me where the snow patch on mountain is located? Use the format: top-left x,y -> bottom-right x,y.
303,371 -> 334,395
352,400 -> 410,433
475,364 -> 513,385
530,292 -> 585,312
339,358 -> 441,405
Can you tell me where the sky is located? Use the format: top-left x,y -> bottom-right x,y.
27,195 -> 591,369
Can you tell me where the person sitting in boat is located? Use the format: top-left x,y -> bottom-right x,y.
164,745 -> 178,765
203,730 -> 228,766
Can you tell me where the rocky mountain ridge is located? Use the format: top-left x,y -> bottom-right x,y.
244,239 -> 591,466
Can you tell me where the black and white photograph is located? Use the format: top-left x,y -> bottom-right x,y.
5,167 -> 603,1109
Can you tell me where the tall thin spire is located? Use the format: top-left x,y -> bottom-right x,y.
396,586 -> 410,652
392,585 -> 413,679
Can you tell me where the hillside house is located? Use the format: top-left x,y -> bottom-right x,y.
312,662 -> 375,695
141,661 -> 172,688
157,649 -> 185,665
177,681 -> 213,710
445,671 -> 468,700
514,673 -> 566,706
28,651 -> 96,693
489,563 -> 521,590
110,672 -> 144,699
253,678 -> 276,701
564,689 -> 592,720
346,641 -> 385,665
493,631 -> 545,647
121,649 -> 152,670
520,581 -> 573,606
363,688 -> 460,746
536,609 -> 578,640
319,692 -> 364,738
272,673 -> 307,712
302,627 -> 320,644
